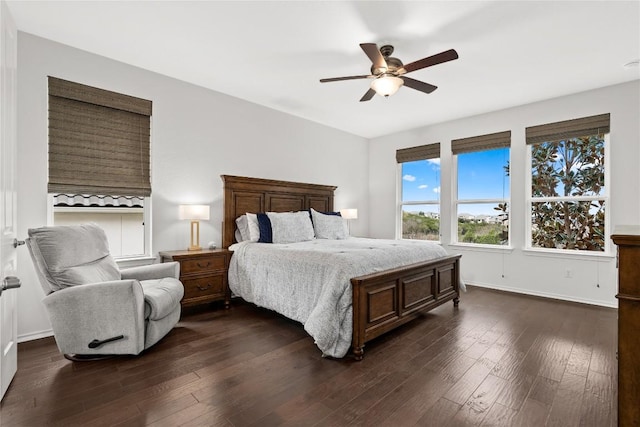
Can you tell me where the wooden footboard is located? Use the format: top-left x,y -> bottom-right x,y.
350,254 -> 461,360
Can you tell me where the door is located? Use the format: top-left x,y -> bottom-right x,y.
0,0 -> 19,401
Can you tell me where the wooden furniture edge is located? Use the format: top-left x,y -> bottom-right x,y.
611,225 -> 640,426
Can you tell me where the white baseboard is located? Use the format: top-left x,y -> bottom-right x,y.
18,329 -> 54,343
467,281 -> 618,309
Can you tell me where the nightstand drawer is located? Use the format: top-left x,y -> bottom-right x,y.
183,275 -> 225,300
181,256 -> 225,274
159,248 -> 231,309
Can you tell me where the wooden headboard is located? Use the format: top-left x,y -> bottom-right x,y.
221,175 -> 337,248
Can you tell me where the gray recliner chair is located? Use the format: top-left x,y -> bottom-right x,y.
26,223 -> 184,360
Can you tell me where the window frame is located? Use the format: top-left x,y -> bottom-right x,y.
397,159 -> 441,242
525,133 -> 611,256
48,194 -> 153,261
452,146 -> 511,248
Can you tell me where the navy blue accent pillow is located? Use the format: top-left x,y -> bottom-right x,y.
257,213 -> 272,243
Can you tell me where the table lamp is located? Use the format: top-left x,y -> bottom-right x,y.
179,204 -> 210,251
340,208 -> 358,235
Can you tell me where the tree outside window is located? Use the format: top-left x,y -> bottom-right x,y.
530,134 -> 606,251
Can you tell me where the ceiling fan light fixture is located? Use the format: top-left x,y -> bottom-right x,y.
371,75 -> 404,97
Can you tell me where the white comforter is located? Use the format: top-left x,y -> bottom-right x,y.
228,237 -> 454,358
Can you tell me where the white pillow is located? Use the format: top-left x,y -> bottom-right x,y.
235,215 -> 249,241
310,208 -> 348,239
235,213 -> 260,242
246,213 -> 260,241
266,211 -> 315,244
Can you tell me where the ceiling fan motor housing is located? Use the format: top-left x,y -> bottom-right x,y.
371,45 -> 405,76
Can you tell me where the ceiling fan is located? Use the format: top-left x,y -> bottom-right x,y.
320,43 -> 459,102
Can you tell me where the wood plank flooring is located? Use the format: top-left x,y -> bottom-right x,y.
0,286 -> 617,426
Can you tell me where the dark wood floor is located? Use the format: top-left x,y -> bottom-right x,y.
0,286 -> 617,426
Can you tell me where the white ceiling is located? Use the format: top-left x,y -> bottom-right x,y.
6,1 -> 640,139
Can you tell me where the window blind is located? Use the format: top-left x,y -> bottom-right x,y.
525,113 -> 610,145
451,130 -> 511,154
396,143 -> 440,163
48,76 -> 152,197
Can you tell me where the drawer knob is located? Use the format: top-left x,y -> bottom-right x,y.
196,284 -> 212,291
197,261 -> 212,268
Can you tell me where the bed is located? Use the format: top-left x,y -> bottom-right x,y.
222,175 -> 461,360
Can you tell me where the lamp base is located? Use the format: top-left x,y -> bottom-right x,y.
188,220 -> 201,251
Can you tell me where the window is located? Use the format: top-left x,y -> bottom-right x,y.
397,143 -> 441,241
48,77 -> 152,258
52,195 -> 146,257
526,113 -> 609,252
453,131 -> 511,246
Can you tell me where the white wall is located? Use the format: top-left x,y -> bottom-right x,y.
369,80 -> 640,308
16,33 -> 369,341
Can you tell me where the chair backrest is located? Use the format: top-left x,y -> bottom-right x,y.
26,223 -> 121,294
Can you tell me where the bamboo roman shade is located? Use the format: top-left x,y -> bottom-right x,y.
48,76 -> 152,197
451,130 -> 511,155
396,143 -> 441,163
525,113 -> 610,145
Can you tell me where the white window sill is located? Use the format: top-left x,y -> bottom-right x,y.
523,247 -> 615,261
448,243 -> 514,253
400,238 -> 442,245
115,255 -> 157,268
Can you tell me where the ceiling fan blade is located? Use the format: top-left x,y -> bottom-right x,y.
400,76 -> 438,94
403,49 -> 459,74
360,43 -> 387,72
320,75 -> 372,83
359,88 -> 376,102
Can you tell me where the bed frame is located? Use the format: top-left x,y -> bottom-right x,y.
221,175 -> 461,360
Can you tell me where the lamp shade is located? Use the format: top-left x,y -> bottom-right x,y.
370,76 -> 404,97
340,208 -> 358,220
179,204 -> 210,220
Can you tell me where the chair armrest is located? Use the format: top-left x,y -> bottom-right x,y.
43,280 -> 146,355
121,262 -> 180,281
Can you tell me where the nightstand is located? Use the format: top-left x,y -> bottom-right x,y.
159,249 -> 231,308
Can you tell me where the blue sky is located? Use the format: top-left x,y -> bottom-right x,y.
402,148 -> 510,215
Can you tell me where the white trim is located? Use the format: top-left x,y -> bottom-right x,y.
530,195 -> 607,203
144,196 -> 152,256
466,281 -> 617,309
523,247 -> 615,260
115,255 -> 157,268
396,162 -> 402,239
401,200 -> 440,206
18,329 -> 53,343
457,198 -> 509,205
449,243 -> 513,253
